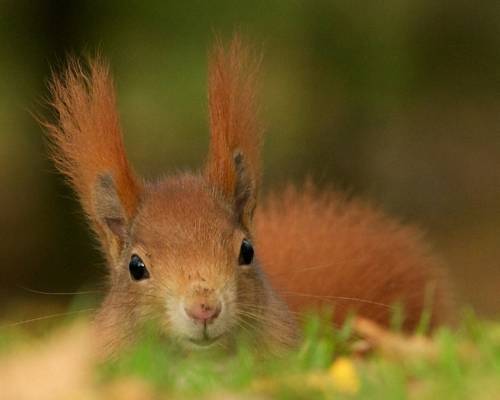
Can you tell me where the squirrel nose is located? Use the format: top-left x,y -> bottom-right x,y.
184,301 -> 221,324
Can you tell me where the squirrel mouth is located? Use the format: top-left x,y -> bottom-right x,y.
187,333 -> 223,347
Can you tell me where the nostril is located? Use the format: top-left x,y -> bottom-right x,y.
185,302 -> 221,324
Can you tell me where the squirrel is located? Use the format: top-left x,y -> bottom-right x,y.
42,36 -> 452,357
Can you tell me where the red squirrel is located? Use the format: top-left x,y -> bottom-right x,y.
43,36 -> 452,356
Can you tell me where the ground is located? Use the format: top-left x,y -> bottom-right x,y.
0,310 -> 498,399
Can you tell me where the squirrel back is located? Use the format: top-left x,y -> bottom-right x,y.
43,35 -> 452,357
256,184 -> 452,331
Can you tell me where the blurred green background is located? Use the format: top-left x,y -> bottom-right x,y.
1,1 -> 499,321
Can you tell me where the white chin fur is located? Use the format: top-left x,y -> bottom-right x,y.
182,336 -> 223,350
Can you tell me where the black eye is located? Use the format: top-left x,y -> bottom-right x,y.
129,255 -> 150,281
239,239 -> 254,265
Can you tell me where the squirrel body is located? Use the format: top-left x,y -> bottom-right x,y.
43,37 -> 452,356
256,185 -> 451,332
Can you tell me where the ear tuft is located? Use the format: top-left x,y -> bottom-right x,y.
43,56 -> 142,264
204,35 -> 262,229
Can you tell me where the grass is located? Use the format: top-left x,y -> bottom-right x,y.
96,311 -> 500,399
0,309 -> 499,399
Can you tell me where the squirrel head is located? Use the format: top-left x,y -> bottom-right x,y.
43,36 -> 296,354
102,171 -> 266,349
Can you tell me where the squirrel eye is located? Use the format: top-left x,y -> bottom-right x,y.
239,239 -> 254,265
129,255 -> 150,281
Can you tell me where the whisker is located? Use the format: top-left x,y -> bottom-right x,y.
266,262 -> 337,278
279,291 -> 395,310
17,285 -> 101,296
0,307 -> 95,329
234,302 -> 303,317
235,305 -> 364,342
234,314 -> 258,333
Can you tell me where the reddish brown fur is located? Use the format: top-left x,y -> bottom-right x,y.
205,36 -> 262,228
43,58 -> 142,247
43,36 -> 452,357
256,184 -> 452,331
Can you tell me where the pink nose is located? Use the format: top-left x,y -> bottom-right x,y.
185,302 -> 221,324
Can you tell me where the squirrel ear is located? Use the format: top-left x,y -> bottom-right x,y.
43,57 -> 143,266
93,174 -> 132,260
233,152 -> 257,229
204,36 -> 262,230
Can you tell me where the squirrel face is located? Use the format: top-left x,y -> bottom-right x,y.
110,175 -> 262,348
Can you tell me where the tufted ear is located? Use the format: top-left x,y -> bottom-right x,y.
43,57 -> 142,266
204,36 -> 262,230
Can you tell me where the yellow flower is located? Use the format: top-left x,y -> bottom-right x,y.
328,357 -> 360,394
